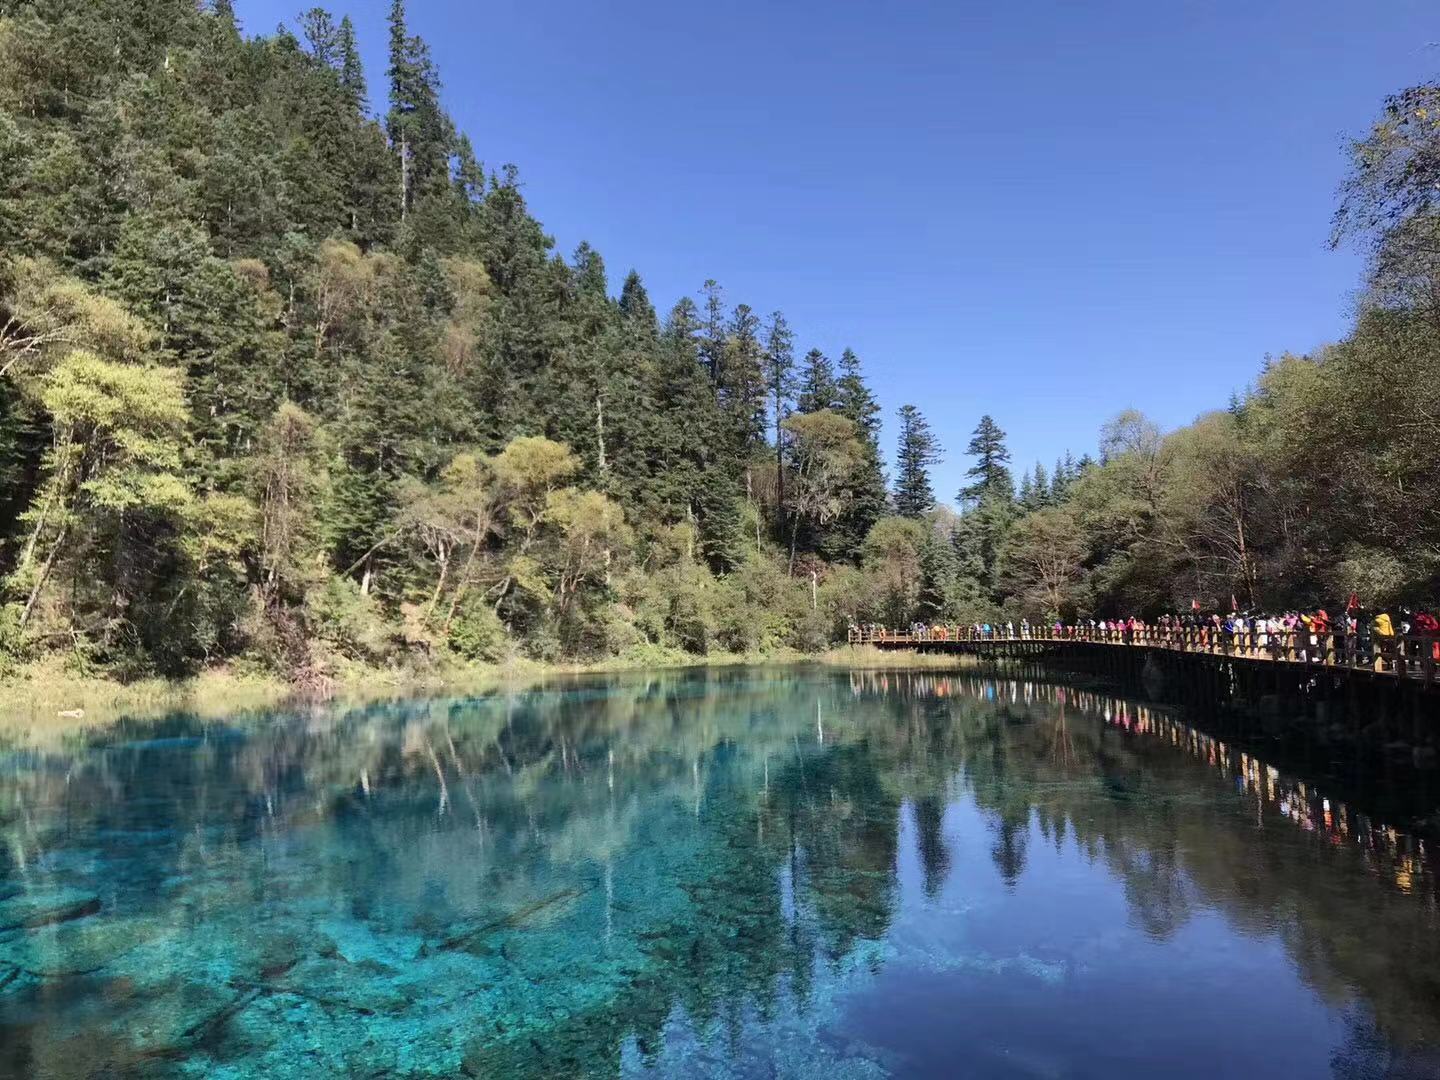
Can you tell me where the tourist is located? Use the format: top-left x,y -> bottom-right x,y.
1415,610 -> 1440,662
1374,610 -> 1396,670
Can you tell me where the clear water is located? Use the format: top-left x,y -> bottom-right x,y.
1,666 -> 1438,1079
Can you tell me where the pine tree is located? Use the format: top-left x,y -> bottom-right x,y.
830,348 -> 888,560
618,270 -> 657,331
453,134 -> 484,228
1018,462 -> 1051,512
960,414 -> 1013,504
337,16 -> 367,112
797,348 -> 837,413
1051,454 -> 1072,501
299,8 -> 340,67
764,310 -> 795,531
572,240 -> 608,299
1017,471 -> 1035,510
653,299 -> 744,569
386,0 -> 451,219
957,415 -> 1015,597
720,302 -> 766,456
209,0 -> 239,31
699,279 -> 726,383
894,404 -> 941,518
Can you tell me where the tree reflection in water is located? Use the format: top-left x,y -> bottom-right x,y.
0,666 -> 1436,1078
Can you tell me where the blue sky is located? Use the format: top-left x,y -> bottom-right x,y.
242,0 -> 1434,501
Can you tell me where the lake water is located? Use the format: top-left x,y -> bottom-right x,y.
0,665 -> 1438,1079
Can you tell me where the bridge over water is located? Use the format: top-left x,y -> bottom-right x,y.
849,625 -> 1440,691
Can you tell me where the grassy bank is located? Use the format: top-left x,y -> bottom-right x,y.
0,647 -> 786,740
817,645 -> 982,670
0,644 -> 981,743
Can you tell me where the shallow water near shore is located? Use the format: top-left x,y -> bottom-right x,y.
0,665 -> 1437,1078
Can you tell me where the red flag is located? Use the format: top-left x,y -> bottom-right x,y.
1347,592 -> 1360,613
1191,598 -> 1201,611
1231,594 -> 1238,612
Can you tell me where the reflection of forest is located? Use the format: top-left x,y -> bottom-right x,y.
0,667 -> 1437,1076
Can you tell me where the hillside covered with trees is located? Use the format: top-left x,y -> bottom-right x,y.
0,0 -> 1435,684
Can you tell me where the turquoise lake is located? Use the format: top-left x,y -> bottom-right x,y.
0,665 -> 1438,1078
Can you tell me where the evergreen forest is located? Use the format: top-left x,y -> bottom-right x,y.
1,0 -> 1436,683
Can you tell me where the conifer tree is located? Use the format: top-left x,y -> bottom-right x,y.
299,8 -> 341,67
894,404 -> 941,518
1032,461 -> 1049,505
957,415 -> 1015,597
618,270 -> 657,331
960,414 -> 1014,503
211,0 -> 239,33
764,310 -> 795,530
337,16 -> 367,112
830,348 -> 888,560
797,348 -> 837,413
1051,454 -> 1072,500
386,0 -> 451,219
720,303 -> 767,456
699,279 -> 726,383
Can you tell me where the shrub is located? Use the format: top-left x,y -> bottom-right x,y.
446,597 -> 508,662
306,576 -> 396,663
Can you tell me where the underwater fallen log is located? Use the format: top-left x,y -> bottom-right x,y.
431,883 -> 594,954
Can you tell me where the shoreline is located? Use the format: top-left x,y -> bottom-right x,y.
0,647 -> 982,741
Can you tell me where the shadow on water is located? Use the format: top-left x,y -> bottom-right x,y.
0,664 -> 1437,1078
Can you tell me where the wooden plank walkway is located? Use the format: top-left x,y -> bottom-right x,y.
848,625 -> 1440,689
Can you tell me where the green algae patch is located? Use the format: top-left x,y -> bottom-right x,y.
0,888 -> 101,932
0,915 -> 167,977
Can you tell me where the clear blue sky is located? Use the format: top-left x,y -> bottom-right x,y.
243,0 -> 1434,502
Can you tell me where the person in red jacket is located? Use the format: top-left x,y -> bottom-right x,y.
1415,611 -> 1440,663
1312,609 -> 1331,663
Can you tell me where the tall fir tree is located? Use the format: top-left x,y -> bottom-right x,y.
618,269 -> 657,330
386,0 -> 451,219
960,414 -> 1014,503
699,279 -> 727,384
829,348 -> 888,560
764,310 -> 795,532
957,415 -> 1015,598
894,404 -> 941,518
720,303 -> 767,458
337,16 -> 367,112
797,348 -> 837,413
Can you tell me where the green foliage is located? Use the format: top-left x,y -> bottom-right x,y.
446,595 -> 508,661
893,404 -> 939,519
306,575 -> 395,663
1,0 -> 1434,680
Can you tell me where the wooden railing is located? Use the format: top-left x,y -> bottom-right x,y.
847,624 -> 1440,684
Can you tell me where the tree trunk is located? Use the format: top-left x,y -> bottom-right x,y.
747,468 -> 759,549
399,134 -> 409,220
595,391 -> 607,477
425,553 -> 450,620
444,543 -> 481,630
19,525 -> 67,631
775,411 -> 785,537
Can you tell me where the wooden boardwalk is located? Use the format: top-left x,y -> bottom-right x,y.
848,625 -> 1440,689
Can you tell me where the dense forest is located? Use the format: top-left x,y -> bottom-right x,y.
0,0 -> 1436,682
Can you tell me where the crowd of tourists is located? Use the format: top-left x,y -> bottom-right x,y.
857,601 -> 1440,669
